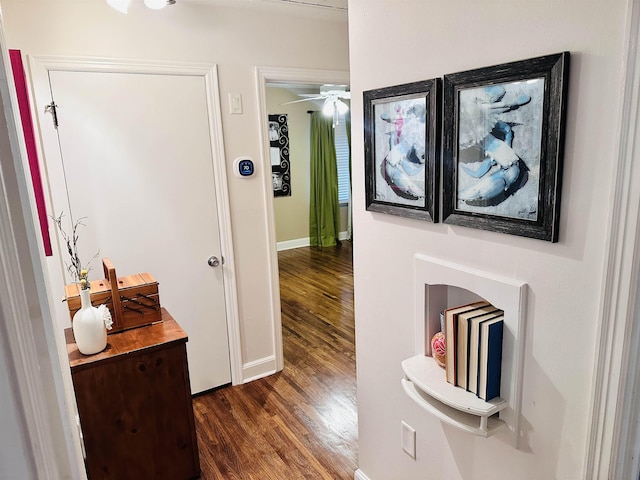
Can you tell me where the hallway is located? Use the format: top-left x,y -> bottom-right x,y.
192,242 -> 356,479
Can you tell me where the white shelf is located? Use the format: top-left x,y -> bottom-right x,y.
410,254 -> 527,447
402,355 -> 506,415
402,355 -> 506,437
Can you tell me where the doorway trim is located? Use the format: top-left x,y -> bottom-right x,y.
26,56 -> 242,385
586,0 -> 640,477
254,66 -> 349,371
0,41 -> 86,479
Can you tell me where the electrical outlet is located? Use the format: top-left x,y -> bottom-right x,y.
401,421 -> 416,459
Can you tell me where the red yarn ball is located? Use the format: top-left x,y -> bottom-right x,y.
431,332 -> 446,368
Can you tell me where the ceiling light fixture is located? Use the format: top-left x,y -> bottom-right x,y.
107,0 -> 175,13
322,96 -> 349,127
335,99 -> 349,115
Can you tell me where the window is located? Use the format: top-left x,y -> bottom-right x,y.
334,119 -> 351,205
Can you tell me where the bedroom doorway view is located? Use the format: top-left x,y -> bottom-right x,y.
269,81 -> 357,476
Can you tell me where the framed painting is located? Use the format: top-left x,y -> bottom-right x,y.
269,114 -> 291,197
442,52 -> 570,242
364,78 -> 441,222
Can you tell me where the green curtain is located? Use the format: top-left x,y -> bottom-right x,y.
309,112 -> 340,247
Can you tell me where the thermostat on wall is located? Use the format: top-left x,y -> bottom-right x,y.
233,157 -> 255,178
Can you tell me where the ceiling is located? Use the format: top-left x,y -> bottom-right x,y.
267,82 -> 350,109
186,0 -> 347,12
268,82 -> 330,95
262,0 -> 347,10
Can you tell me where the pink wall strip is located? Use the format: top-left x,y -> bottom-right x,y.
9,49 -> 52,256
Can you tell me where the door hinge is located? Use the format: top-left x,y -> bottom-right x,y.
44,101 -> 59,129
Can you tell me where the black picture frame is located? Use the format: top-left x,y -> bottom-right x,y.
364,78 -> 441,222
442,52 -> 569,242
269,114 -> 291,197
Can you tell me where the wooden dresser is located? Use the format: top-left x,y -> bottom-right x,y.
65,309 -> 200,479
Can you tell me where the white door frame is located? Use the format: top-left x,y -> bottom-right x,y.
0,26 -> 85,480
26,56 -> 242,386
254,66 -> 349,371
586,0 -> 640,477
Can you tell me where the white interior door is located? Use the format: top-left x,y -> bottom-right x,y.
39,68 -> 231,393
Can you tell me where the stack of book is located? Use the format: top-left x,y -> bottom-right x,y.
443,301 -> 504,401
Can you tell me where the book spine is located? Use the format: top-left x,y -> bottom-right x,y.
481,320 -> 504,401
466,320 -> 476,393
456,316 -> 468,389
445,313 -> 457,385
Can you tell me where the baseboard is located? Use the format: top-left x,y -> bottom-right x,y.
242,355 -> 278,383
354,469 -> 370,480
339,230 -> 350,241
277,232 -> 350,252
277,237 -> 310,251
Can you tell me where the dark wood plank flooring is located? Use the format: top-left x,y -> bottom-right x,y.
192,242 -> 357,479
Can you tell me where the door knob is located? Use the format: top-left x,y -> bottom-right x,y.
207,256 -> 220,267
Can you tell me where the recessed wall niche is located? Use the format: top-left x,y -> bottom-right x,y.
401,254 -> 527,447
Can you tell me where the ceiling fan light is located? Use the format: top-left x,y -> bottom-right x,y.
322,98 -> 335,116
335,99 -> 349,115
144,0 -> 168,9
106,0 -> 131,13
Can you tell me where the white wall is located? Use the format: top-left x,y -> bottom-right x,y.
0,0 -> 349,374
0,337 -> 34,478
349,1 -> 627,479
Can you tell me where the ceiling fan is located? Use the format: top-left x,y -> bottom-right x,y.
282,84 -> 350,125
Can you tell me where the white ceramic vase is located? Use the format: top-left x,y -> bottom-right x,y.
73,288 -> 107,355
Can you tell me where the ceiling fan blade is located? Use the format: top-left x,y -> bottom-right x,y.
281,96 -> 324,105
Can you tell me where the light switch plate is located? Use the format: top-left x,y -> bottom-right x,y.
229,93 -> 243,114
401,421 -> 416,459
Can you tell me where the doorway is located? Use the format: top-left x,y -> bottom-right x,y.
256,66 -> 350,371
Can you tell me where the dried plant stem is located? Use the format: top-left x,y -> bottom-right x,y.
51,212 -> 99,284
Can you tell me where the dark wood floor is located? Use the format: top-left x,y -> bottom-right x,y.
192,242 -> 357,479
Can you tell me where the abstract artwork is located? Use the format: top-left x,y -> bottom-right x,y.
364,79 -> 440,222
269,114 -> 290,197
443,52 -> 569,241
